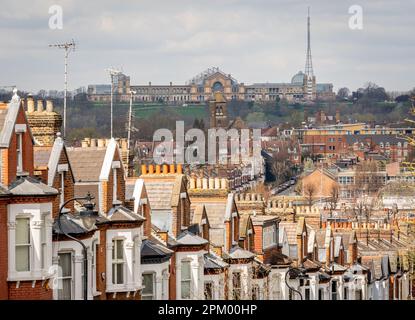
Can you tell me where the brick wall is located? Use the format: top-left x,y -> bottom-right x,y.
169,252 -> 177,300
253,225 -> 263,255
2,106 -> 34,186
0,200 -> 8,299
51,149 -> 75,218
95,224 -> 108,300
8,280 -> 53,300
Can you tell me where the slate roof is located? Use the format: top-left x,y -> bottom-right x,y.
345,134 -> 407,146
223,245 -> 255,260
176,230 -> 208,246
302,258 -> 321,271
0,97 -> 34,147
204,203 -> 227,227
204,253 -> 228,270
141,175 -> 185,211
141,239 -> 173,264
279,222 -> 297,245
53,214 -> 89,235
264,251 -> 292,266
8,176 -> 58,195
361,255 -> 385,280
106,205 -> 145,222
0,184 -> 10,196
239,214 -> 251,238
191,204 -> 207,225
67,147 -> 107,182
0,108 -> 8,133
74,183 -> 99,206
334,236 -> 343,258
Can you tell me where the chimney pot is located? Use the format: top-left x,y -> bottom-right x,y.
148,164 -> 154,174
37,99 -> 44,112
46,100 -> 53,112
155,164 -> 161,174
81,140 -> 89,148
141,164 -> 147,175
90,138 -> 97,147
162,164 -> 168,174
27,96 -> 35,113
169,164 -> 175,174
98,139 -> 105,148
177,164 -> 183,174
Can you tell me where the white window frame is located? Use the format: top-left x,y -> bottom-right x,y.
112,239 -> 125,285
142,272 -> 156,300
232,271 -> 242,300
181,260 -> 192,299
16,132 -> 23,173
91,240 -> 98,294
15,217 -> 31,272
57,251 -> 74,300
162,269 -> 168,300
57,164 -> 68,207
40,214 -> 48,270
112,161 -> 121,203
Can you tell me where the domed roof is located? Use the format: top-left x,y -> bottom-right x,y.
291,71 -> 305,84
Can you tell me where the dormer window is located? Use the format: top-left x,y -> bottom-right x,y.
57,164 -> 69,207
15,124 -> 26,174
16,133 -> 23,172
112,161 -> 121,203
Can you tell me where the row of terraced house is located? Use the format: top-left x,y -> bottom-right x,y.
0,91 -> 412,300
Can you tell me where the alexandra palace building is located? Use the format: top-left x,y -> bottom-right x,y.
87,67 -> 335,104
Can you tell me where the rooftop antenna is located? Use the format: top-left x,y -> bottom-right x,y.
106,67 -> 122,138
49,40 -> 76,139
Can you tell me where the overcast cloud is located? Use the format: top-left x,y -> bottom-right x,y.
0,0 -> 414,92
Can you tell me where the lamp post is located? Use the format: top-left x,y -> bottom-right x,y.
57,192 -> 98,300
284,265 -> 309,300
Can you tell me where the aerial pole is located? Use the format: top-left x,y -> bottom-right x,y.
106,68 -> 121,139
49,40 -> 76,139
127,90 -> 136,177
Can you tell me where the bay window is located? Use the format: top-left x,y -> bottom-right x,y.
232,272 -> 242,300
16,132 -> 23,173
181,261 -> 191,299
204,282 -> 213,300
15,217 -> 31,272
58,252 -> 73,300
40,215 -> 47,269
112,239 -> 124,284
142,273 -> 156,300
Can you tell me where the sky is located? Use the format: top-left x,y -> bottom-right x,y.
0,0 -> 414,93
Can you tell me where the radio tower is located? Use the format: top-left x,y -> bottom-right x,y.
305,7 -> 313,77
304,7 -> 315,100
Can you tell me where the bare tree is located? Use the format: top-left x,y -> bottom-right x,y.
304,183 -> 317,208
328,184 -> 339,218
